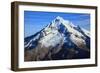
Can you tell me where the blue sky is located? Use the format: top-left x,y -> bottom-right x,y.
24,11 -> 90,37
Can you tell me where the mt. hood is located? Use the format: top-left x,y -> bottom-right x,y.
24,16 -> 90,61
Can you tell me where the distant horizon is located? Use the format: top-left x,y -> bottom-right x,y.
24,11 -> 90,37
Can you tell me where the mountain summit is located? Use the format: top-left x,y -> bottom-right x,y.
24,16 -> 90,61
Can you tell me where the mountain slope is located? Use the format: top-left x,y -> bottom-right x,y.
24,16 -> 90,61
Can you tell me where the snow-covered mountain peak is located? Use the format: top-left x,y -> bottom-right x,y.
48,16 -> 70,29
54,16 -> 76,28
55,16 -> 64,21
54,16 -> 76,29
45,16 -> 90,38
24,16 -> 90,61
54,16 -> 69,24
